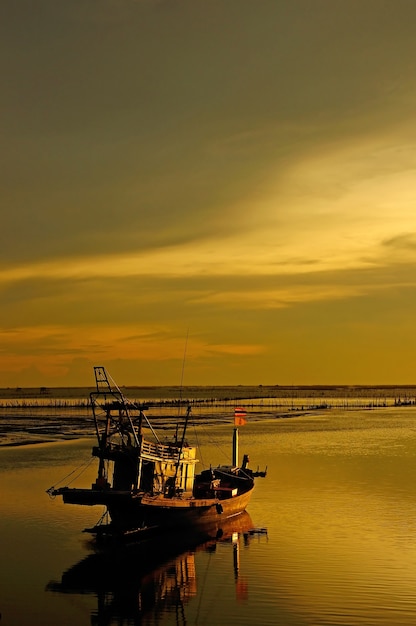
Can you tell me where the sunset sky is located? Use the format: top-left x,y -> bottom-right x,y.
2,0 -> 416,387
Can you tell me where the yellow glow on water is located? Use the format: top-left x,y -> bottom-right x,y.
244,416 -> 416,623
3,407 -> 416,624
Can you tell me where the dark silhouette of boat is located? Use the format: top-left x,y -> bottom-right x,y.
48,367 -> 266,538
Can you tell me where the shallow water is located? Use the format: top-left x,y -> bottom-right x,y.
2,406 -> 416,625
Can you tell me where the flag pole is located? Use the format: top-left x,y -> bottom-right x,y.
232,425 -> 239,467
233,406 -> 247,467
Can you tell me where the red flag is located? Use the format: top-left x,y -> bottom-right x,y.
234,407 -> 247,426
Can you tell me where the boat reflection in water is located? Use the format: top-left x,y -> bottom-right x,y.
47,512 -> 267,625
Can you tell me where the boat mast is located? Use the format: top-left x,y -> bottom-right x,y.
93,366 -> 142,447
91,367 -> 146,489
170,404 -> 192,496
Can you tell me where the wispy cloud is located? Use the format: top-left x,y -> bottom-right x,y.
3,1 -> 416,384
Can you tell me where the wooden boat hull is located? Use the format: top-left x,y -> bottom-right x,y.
47,368 -> 266,539
60,484 -> 254,534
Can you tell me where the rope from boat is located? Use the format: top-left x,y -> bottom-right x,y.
94,508 -> 110,528
46,456 -> 95,497
190,412 -> 230,470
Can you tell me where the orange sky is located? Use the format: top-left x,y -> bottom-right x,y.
2,0 -> 416,387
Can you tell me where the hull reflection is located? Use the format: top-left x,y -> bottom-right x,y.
47,512 -> 267,625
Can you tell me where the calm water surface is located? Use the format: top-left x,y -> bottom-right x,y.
2,406 -> 416,625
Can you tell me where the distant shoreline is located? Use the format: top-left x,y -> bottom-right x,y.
2,381 -> 416,451
2,401 -> 416,450
1,384 -> 416,403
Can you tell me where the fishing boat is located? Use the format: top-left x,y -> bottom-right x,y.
48,367 -> 266,538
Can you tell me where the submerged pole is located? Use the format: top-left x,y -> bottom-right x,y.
232,427 -> 239,467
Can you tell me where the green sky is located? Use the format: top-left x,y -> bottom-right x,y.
2,0 -> 416,386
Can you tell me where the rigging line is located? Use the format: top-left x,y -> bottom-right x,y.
191,415 -> 205,470
105,369 -> 142,447
65,456 -> 96,486
196,422 -> 232,464
103,367 -> 161,444
132,402 -> 160,443
46,456 -> 95,494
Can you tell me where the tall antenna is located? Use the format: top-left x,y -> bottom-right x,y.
175,329 -> 189,441
178,328 -> 189,405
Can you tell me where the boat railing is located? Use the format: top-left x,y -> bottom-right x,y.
94,429 -> 197,464
140,439 -> 197,464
